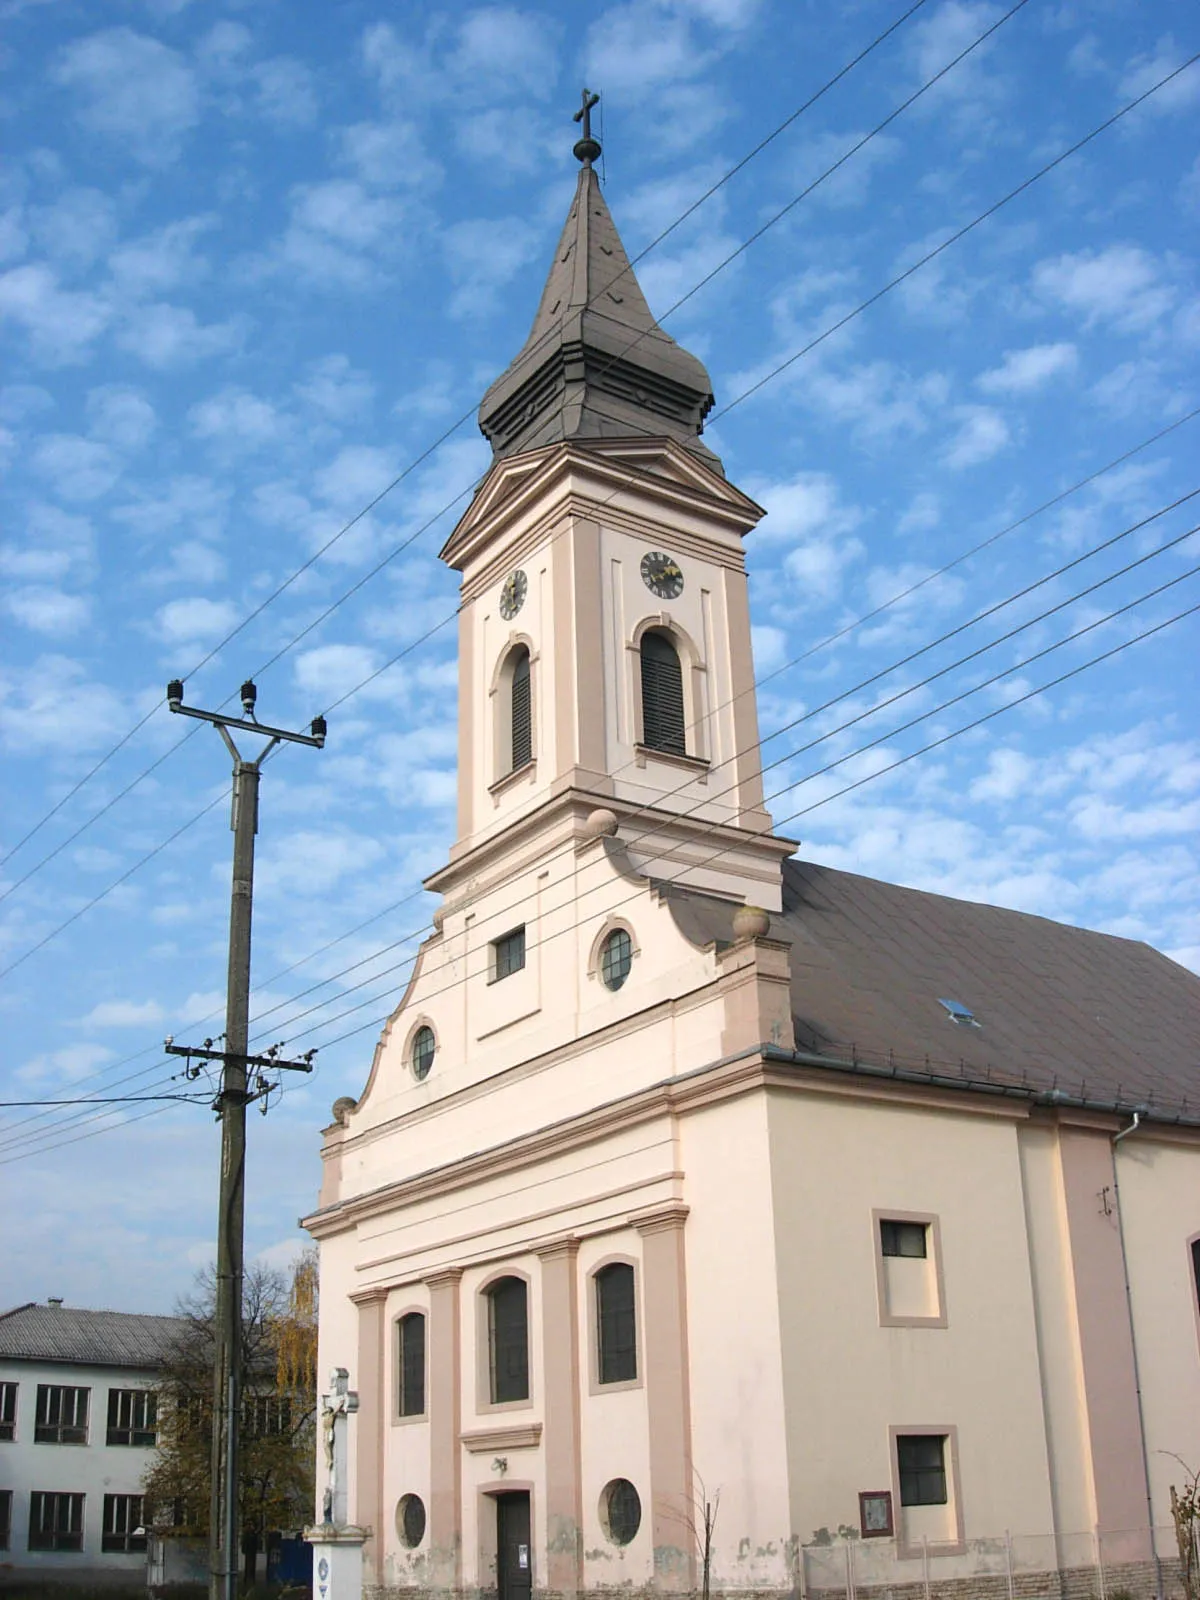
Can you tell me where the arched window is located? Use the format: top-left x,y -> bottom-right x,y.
486,1276 -> 529,1403
410,1026 -> 435,1081
397,1312 -> 425,1417
508,646 -> 531,772
640,631 -> 686,755
595,1262 -> 637,1384
599,928 -> 633,992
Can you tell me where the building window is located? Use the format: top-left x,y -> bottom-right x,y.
487,1276 -> 529,1404
492,926 -> 526,981
102,1494 -> 146,1554
0,1490 -> 11,1551
600,1479 -> 642,1546
411,1026 -> 436,1082
1191,1237 -> 1200,1314
397,1312 -> 426,1418
28,1491 -> 84,1552
0,1382 -> 15,1442
107,1388 -> 157,1447
640,631 -> 686,756
509,646 -> 532,771
396,1493 -> 426,1549
596,1263 -> 637,1384
897,1435 -> 948,1506
881,1220 -> 927,1258
35,1384 -> 89,1444
599,928 -> 633,992
243,1395 -> 292,1438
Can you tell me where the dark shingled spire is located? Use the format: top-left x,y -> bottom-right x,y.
478,96 -> 719,470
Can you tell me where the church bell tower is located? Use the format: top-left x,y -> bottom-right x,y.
430,93 -> 792,914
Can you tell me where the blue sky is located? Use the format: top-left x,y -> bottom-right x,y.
1,0 -> 1197,1312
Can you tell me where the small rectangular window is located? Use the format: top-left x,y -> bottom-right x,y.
0,1382 -> 16,1442
881,1220 -> 928,1258
492,926 -> 526,981
29,1491 -> 84,1551
596,1263 -> 638,1385
0,1490 -> 11,1551
107,1388 -> 157,1447
35,1385 -> 89,1445
897,1434 -> 948,1506
242,1395 -> 291,1438
102,1493 -> 146,1554
398,1312 -> 426,1417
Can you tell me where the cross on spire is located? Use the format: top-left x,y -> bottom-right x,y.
573,88 -> 601,166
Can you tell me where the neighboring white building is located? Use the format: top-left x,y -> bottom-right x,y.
0,1299 -> 184,1587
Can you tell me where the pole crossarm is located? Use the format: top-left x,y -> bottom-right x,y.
164,1039 -> 317,1073
166,678 -> 328,748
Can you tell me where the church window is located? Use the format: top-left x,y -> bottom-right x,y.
397,1313 -> 426,1417
881,1220 -> 927,1259
0,1382 -> 15,1441
595,1263 -> 637,1384
0,1490 -> 10,1551
487,1276 -> 529,1403
599,928 -> 633,991
640,631 -> 686,755
411,1025 -> 436,1081
600,1479 -> 641,1546
102,1494 -> 146,1554
507,646 -> 532,773
28,1491 -> 84,1552
397,1494 -> 426,1548
35,1384 -> 88,1444
492,926 -> 526,981
106,1388 -> 156,1446
897,1435 -> 948,1506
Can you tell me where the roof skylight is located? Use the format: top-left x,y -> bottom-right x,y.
937,997 -> 981,1028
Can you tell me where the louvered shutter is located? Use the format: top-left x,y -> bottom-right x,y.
510,650 -> 531,770
640,632 -> 686,755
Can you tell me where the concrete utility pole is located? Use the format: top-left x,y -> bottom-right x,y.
165,678 -> 326,1600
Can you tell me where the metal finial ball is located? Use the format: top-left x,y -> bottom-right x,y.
574,136 -> 601,165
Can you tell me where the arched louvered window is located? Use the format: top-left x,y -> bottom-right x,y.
509,647 -> 531,772
640,630 -> 686,755
595,1262 -> 637,1384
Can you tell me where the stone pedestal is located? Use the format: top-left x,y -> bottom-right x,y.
305,1522 -> 368,1600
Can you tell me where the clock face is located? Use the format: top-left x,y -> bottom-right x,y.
640,550 -> 684,600
499,569 -> 527,620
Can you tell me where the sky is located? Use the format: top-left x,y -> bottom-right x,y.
1,0 -> 1197,1314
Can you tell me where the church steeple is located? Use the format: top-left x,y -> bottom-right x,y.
478,93 -> 719,469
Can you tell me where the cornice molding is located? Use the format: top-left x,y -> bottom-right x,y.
461,1422 -> 543,1453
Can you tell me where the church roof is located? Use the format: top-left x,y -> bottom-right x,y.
478,155 -> 719,468
663,859 -> 1200,1121
0,1301 -> 187,1369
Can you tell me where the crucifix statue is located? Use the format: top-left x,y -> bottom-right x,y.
573,88 -> 601,166
320,1367 -> 359,1526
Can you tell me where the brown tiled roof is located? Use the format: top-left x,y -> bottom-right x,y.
663,859 -> 1200,1118
0,1302 -> 187,1369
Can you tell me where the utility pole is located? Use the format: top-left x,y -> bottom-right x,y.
165,678 -> 325,1600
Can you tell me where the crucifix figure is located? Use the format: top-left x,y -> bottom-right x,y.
573,88 -> 601,166
320,1367 -> 359,1526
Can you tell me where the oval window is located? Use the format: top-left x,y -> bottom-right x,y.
411,1025 -> 435,1081
396,1493 -> 426,1549
600,1478 -> 641,1546
600,928 -> 632,991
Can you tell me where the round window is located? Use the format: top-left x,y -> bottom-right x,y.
600,1478 -> 641,1546
599,928 -> 633,991
396,1493 -> 426,1548
411,1025 -> 435,1081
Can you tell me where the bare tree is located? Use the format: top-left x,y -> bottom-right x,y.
1165,1455 -> 1199,1600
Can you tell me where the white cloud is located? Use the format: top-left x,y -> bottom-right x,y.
30,187 -> 119,268
977,342 -> 1078,395
254,57 -> 319,127
970,748 -> 1037,802
86,384 -> 157,448
31,433 -> 121,501
295,355 -> 375,423
744,470 -> 863,547
442,216 -> 544,319
312,445 -> 397,510
0,264 -> 110,364
155,596 -> 239,647
116,302 -> 246,368
190,388 -> 283,448
258,828 -> 386,897
15,1042 -> 115,1086
1118,36 -> 1200,115
3,586 -> 91,635
337,120 -> 442,190
943,405 -> 1010,469
1032,245 -> 1177,334
109,216 -> 214,298
53,28 -> 200,164
77,998 -> 165,1028
293,644 -> 380,702
585,2 -> 714,93
0,656 -> 131,752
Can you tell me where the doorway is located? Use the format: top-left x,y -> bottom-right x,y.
496,1491 -> 532,1600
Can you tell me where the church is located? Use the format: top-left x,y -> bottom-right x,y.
303,107 -> 1200,1600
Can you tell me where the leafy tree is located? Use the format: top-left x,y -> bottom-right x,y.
143,1253 -> 317,1552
